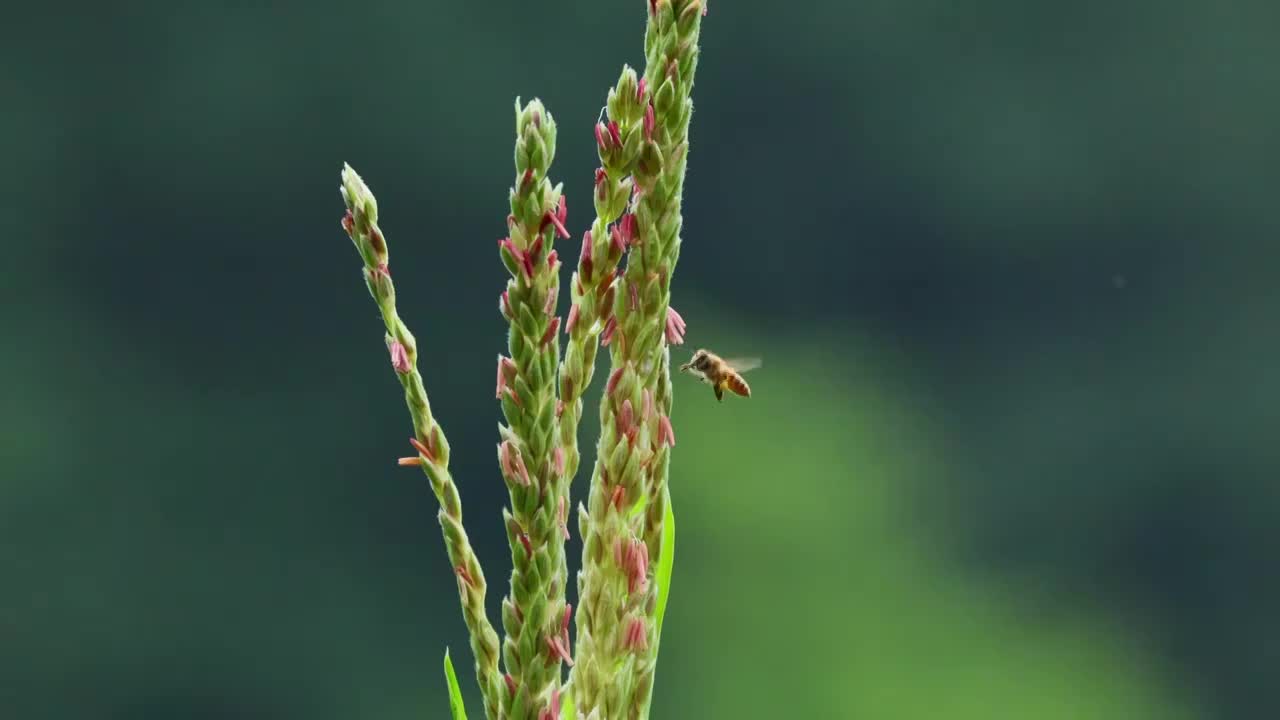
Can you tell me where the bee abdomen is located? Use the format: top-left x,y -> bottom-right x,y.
725,373 -> 751,397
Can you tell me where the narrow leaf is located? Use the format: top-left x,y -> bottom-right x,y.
443,648 -> 468,720
562,688 -> 577,720
655,485 -> 676,637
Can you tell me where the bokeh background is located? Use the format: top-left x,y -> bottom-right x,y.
4,1 -> 1277,718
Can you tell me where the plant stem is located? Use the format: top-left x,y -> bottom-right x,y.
340,164 -> 505,720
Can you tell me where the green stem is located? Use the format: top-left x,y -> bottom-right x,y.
340,164 -> 504,720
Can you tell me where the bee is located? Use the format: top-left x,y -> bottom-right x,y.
679,349 -> 761,402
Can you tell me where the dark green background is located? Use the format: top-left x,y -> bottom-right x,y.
4,1 -> 1276,718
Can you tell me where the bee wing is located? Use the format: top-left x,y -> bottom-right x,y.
723,357 -> 762,374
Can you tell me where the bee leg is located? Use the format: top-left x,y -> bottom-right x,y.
714,384 -> 724,402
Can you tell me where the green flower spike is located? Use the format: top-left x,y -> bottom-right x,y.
339,164 -> 505,720
339,4 -> 708,717
571,1 -> 704,718
496,98 -> 573,720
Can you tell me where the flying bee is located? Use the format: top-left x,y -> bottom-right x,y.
679,349 -> 761,402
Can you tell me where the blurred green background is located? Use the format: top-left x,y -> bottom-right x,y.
3,1 -> 1276,718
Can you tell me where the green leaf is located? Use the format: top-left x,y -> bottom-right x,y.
562,688 -> 576,720
443,648 -> 468,720
655,485 -> 676,638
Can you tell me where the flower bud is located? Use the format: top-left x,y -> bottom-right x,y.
544,195 -> 570,239
565,303 -> 581,337
625,537 -> 650,595
499,440 -> 515,482
623,616 -> 649,652
579,230 -> 594,283
537,688 -> 562,720
601,316 -> 618,347
387,339 -> 411,374
594,166 -> 609,204
609,224 -> 626,261
546,635 -> 574,666
658,414 -> 676,447
540,316 -> 561,348
409,436 -> 436,464
605,365 -> 624,396
665,306 -> 686,345
599,280 -> 617,320
618,399 -> 634,437
543,283 -> 558,316
556,495 -> 570,540
594,122 -> 611,153
619,213 -> 638,247
528,233 -> 545,265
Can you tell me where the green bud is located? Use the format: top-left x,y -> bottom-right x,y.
517,303 -> 541,343
632,322 -> 659,363
678,46 -> 698,82
565,349 -> 584,390
498,424 -> 519,446
516,97 -> 547,139
502,597 -> 520,635
611,177 -> 634,220
527,591 -> 549,633
621,124 -> 643,167
603,683 -> 623,717
654,77 -> 676,118
541,343 -> 558,380
622,444 -> 643,484
654,1 -> 675,33
526,352 -> 545,392
605,87 -> 622,128
607,441 -> 630,482
510,324 -> 528,362
536,393 -> 555,440
543,115 -> 557,164
510,687 -> 530,719
500,244 -> 521,279
528,134 -> 547,174
634,140 -> 664,186
515,137 -> 531,174
501,389 -> 522,425
578,503 -> 591,540
677,1 -> 702,34
534,551 -> 553,589
585,522 -> 604,557
513,375 -> 535,412
611,65 -> 641,123
521,481 -> 540,517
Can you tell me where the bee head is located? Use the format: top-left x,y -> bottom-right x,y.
681,349 -> 708,372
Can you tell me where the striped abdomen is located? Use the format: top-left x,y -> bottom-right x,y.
721,372 -> 751,398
